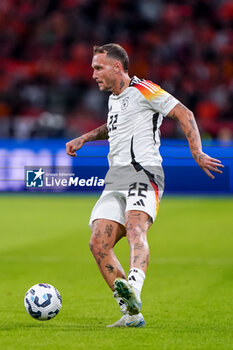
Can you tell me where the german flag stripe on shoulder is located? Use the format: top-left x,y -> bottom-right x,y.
132,79 -> 165,101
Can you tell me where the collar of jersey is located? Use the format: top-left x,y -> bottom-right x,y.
111,76 -> 140,99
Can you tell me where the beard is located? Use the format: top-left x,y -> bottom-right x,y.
99,76 -> 116,92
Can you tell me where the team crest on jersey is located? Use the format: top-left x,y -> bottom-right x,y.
121,97 -> 129,110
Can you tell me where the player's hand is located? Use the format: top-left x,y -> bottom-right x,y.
66,137 -> 85,157
194,152 -> 224,179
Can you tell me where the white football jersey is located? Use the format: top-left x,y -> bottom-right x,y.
90,77 -> 179,226
107,76 -> 179,168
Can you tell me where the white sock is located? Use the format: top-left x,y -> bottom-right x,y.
128,268 -> 145,299
113,291 -> 127,314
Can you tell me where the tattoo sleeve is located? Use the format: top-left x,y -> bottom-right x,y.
168,103 -> 203,161
83,123 -> 109,142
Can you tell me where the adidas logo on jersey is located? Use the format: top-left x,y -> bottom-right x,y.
133,199 -> 145,207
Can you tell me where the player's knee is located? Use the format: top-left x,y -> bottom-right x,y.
128,234 -> 147,249
125,222 -> 147,244
89,238 -> 94,253
89,235 -> 98,255
89,233 -> 104,256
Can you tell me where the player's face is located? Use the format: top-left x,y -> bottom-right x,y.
92,53 -> 117,92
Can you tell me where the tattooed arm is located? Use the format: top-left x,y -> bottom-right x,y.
66,123 -> 108,157
167,103 -> 224,179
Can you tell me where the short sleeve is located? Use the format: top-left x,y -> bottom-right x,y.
133,80 -> 179,116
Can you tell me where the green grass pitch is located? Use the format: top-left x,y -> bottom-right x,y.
0,195 -> 232,350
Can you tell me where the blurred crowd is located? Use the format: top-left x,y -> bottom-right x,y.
0,0 -> 232,140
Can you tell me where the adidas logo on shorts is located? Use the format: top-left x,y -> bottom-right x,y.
133,199 -> 145,207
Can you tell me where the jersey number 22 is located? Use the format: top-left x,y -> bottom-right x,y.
108,114 -> 118,132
